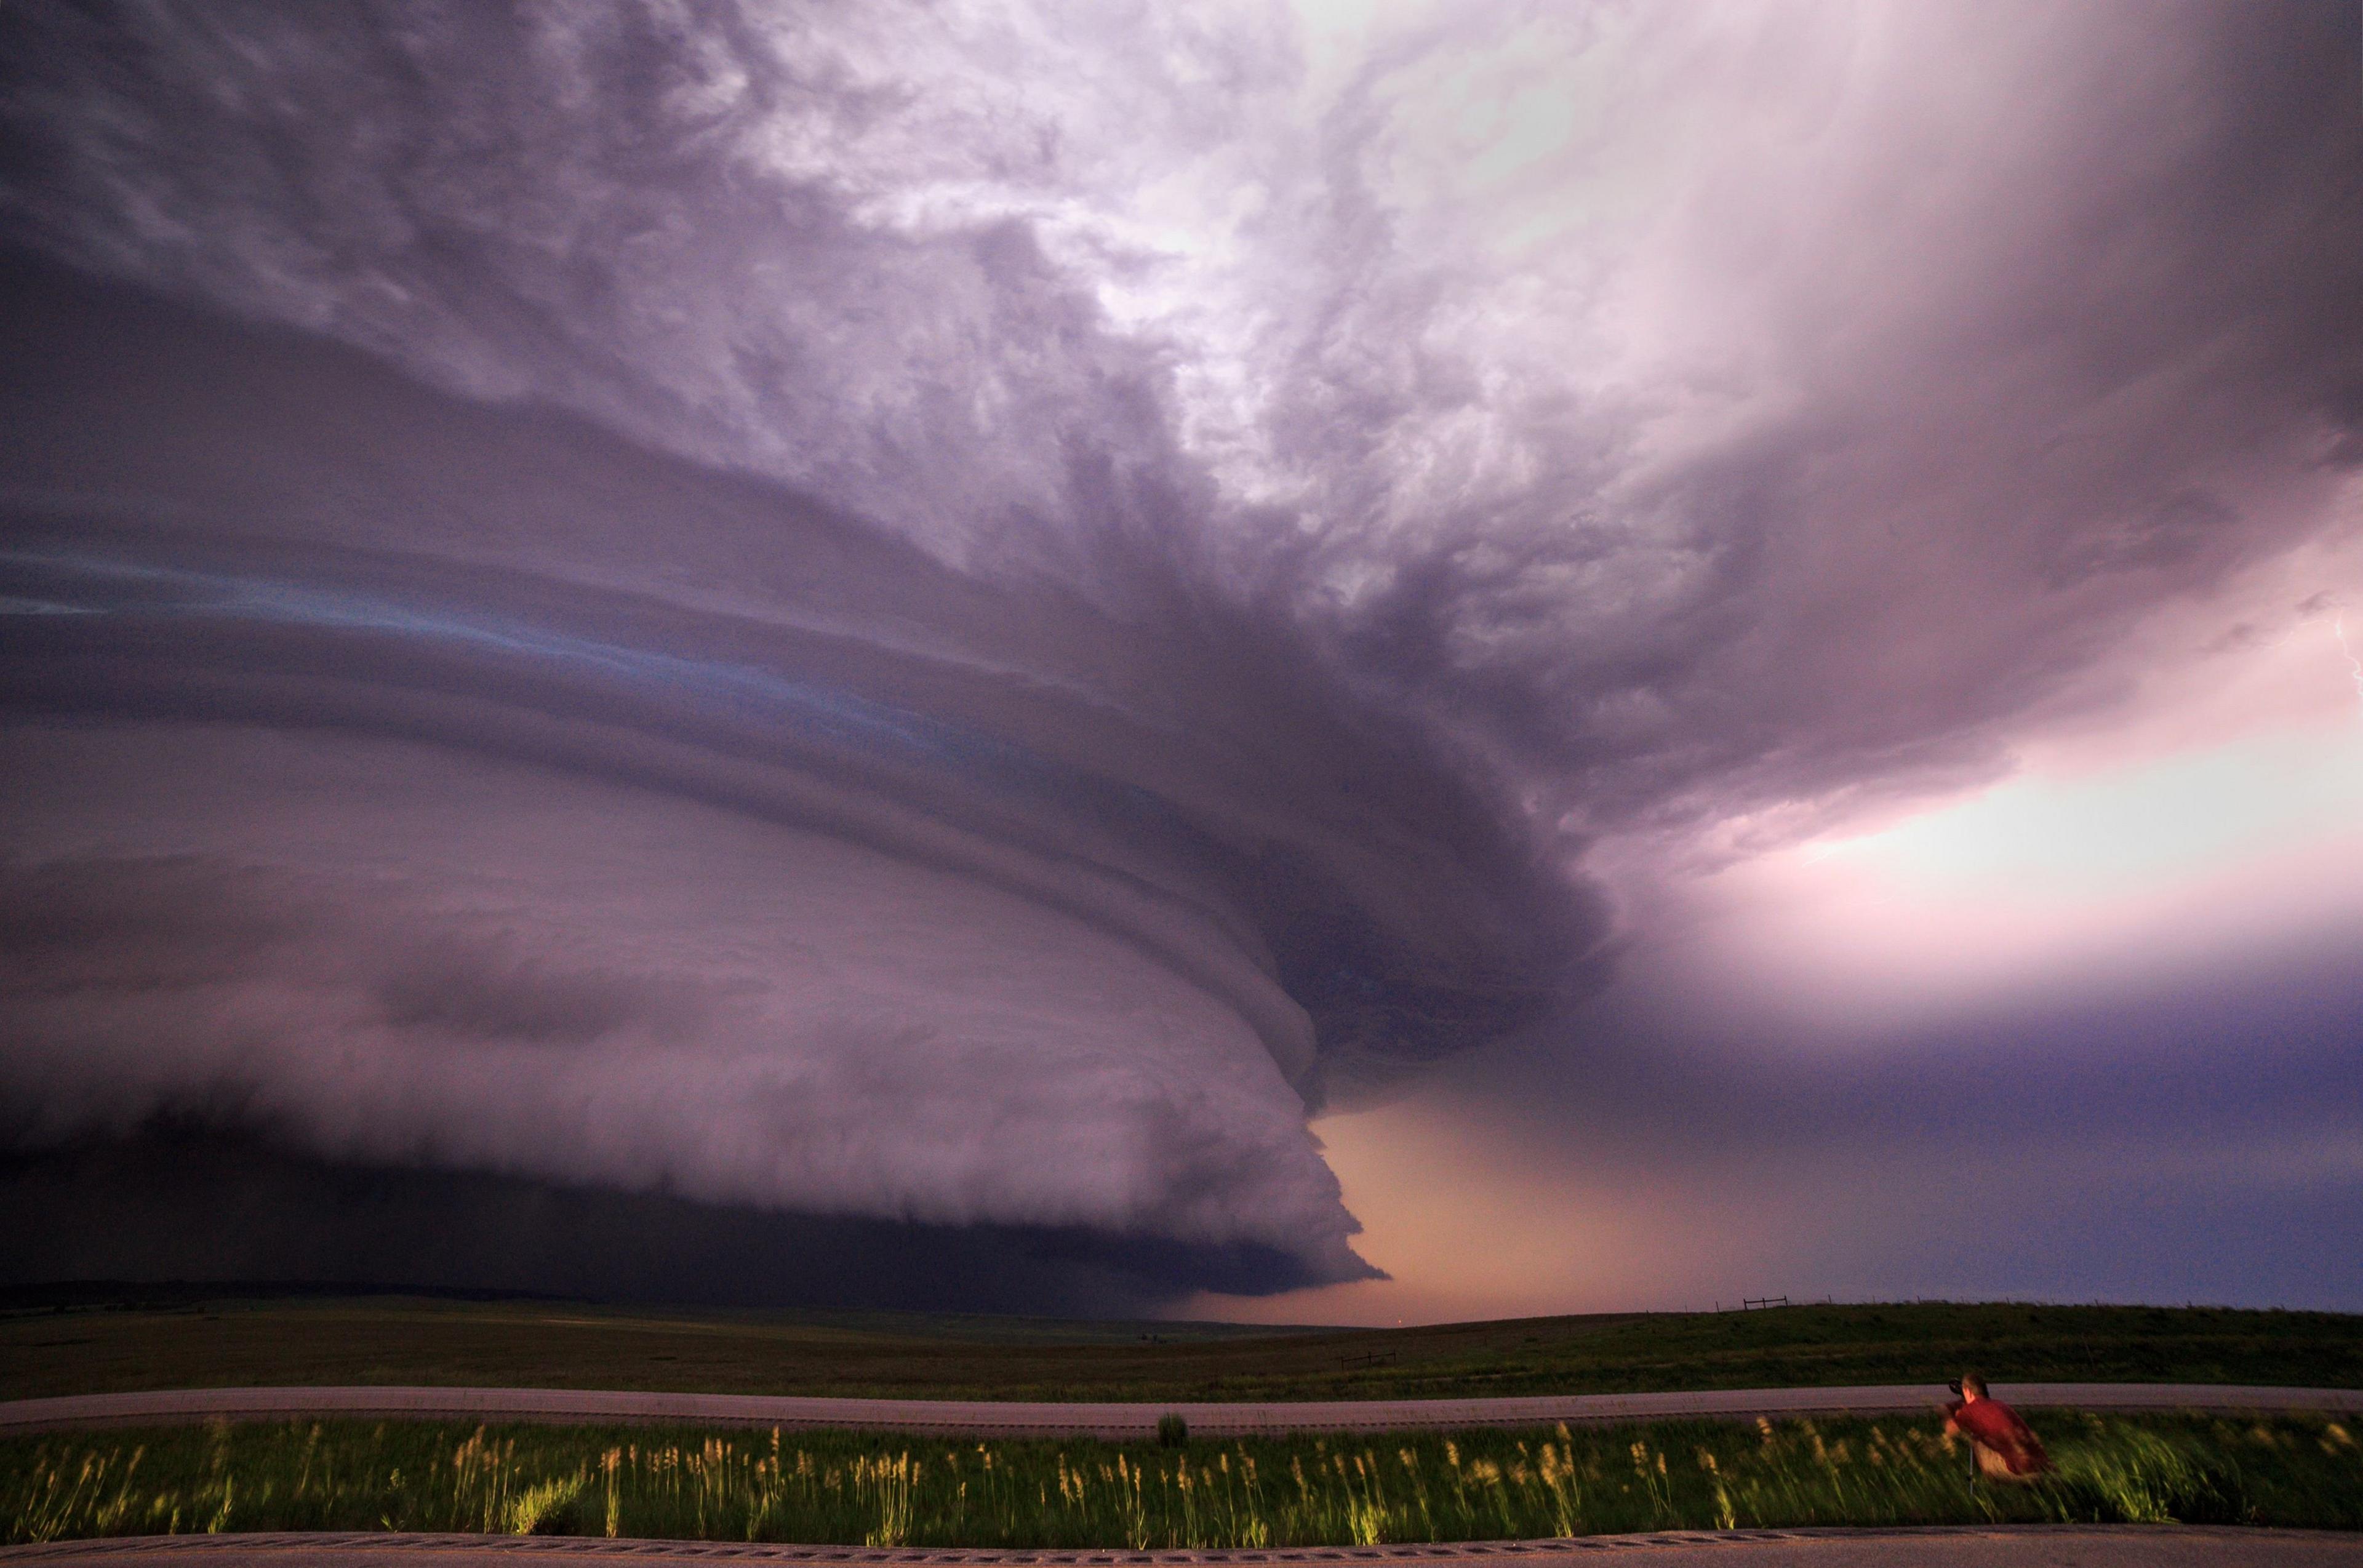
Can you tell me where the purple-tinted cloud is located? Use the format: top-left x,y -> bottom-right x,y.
0,1 -> 2356,1309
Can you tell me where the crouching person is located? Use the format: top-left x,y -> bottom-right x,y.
1944,1373 -> 2053,1482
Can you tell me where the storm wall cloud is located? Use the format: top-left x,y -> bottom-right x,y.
1,1 -> 2357,1312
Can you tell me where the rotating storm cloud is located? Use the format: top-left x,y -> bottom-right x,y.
1,1 -> 2358,1312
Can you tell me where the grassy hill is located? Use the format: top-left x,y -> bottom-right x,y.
3,1285 -> 2356,1402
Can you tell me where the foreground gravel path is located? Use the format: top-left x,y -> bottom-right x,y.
3,1383 -> 2358,1438
3,1527 -> 2359,1568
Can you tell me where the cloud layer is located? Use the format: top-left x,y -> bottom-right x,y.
1,1 -> 2357,1308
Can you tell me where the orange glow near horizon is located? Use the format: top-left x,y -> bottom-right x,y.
1175,1101 -> 1714,1327
1183,588 -> 2363,1327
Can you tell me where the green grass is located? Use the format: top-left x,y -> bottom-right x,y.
4,1292 -> 2357,1403
6,1412 -> 2359,1546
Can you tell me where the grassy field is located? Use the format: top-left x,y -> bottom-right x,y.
7,1411 -> 2359,1546
4,1288 -> 2358,1403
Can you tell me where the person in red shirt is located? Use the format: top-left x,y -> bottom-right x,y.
1943,1373 -> 2053,1481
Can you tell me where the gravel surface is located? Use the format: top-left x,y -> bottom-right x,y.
6,1383 -> 2360,1439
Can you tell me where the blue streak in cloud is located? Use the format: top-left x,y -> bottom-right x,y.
0,550 -> 1103,810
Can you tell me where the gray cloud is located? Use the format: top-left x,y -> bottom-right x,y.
1264,1 -> 2363,839
0,735 -> 1389,1279
0,0 -> 1226,564
0,1 -> 2356,1308
0,1127 -> 1338,1314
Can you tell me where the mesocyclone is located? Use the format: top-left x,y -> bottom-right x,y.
0,252 -> 1599,1289
1,1 -> 2355,1305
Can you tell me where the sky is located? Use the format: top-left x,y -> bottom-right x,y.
0,0 -> 2358,1321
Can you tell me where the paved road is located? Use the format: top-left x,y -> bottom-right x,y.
2,1383 -> 2357,1439
3,1528 -> 2359,1567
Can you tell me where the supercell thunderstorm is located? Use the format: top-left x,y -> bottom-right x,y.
0,2 -> 2356,1306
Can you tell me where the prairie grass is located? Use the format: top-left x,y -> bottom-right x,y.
9,1297 -> 2358,1405
5,1412 -> 2358,1547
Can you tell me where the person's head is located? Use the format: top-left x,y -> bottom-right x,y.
1959,1373 -> 1988,1401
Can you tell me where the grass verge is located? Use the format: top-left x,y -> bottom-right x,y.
6,1411 -> 2359,1547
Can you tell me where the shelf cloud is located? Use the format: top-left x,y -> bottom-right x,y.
1,1 -> 2356,1309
